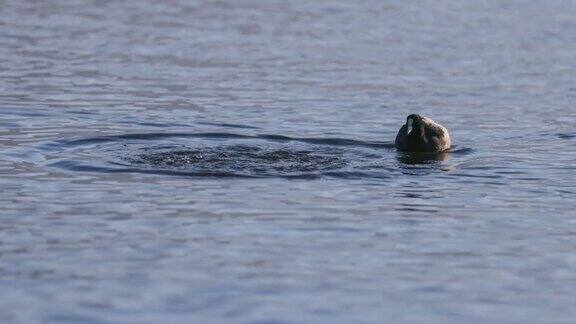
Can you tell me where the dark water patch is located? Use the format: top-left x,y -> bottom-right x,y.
67,110 -> 98,116
557,133 -> 576,140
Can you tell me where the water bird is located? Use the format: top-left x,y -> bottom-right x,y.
395,114 -> 451,152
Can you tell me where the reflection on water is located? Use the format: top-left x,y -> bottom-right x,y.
396,151 -> 450,165
1,0 -> 576,323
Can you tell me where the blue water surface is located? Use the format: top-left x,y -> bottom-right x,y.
1,1 -> 576,323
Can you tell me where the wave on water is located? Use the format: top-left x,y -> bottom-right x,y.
557,132 -> 576,140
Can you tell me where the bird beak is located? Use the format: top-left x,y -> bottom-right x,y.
407,118 -> 413,135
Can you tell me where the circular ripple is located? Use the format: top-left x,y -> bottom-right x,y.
13,132 -> 470,179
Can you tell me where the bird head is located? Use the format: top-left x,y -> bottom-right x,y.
406,114 -> 424,136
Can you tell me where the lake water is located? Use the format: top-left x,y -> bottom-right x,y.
1,0 -> 576,323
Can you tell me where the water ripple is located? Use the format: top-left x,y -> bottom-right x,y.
26,132 -> 462,179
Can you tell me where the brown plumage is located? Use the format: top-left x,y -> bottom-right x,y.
395,114 -> 451,152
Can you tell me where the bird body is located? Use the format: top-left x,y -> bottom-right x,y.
395,114 -> 451,152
